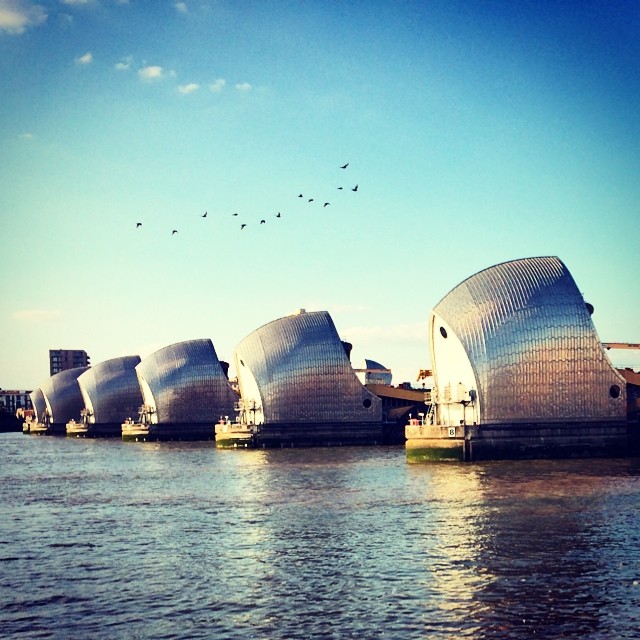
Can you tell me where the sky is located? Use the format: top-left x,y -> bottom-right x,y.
1,0 -> 639,390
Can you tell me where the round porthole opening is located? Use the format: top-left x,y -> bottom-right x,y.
609,385 -> 621,399
363,398 -> 372,408
440,326 -> 448,339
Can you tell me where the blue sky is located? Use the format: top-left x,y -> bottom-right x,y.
1,0 -> 639,390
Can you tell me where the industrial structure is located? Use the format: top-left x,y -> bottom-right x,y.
353,359 -> 429,443
354,359 -> 393,386
406,256 -> 633,462
131,339 -> 238,440
28,388 -> 47,429
18,262 -> 637,454
22,318 -> 423,445
70,356 -> 143,437
28,366 -> 89,435
230,309 -> 383,447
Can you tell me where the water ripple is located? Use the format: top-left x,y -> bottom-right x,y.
1,435 -> 640,639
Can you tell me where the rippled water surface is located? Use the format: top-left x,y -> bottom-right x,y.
2,433 -> 640,639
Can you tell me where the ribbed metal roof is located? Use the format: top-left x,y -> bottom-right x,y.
431,256 -> 626,424
135,339 -> 236,423
77,356 -> 142,423
235,310 -> 381,424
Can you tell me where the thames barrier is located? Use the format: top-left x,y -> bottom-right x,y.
20,256 -> 640,462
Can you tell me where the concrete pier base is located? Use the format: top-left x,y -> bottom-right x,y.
406,421 -> 638,463
254,422 -> 383,448
122,423 -> 215,442
26,423 -> 66,436
155,425 -> 214,441
67,423 -> 123,438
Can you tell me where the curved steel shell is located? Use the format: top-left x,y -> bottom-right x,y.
431,256 -> 626,425
77,356 -> 142,423
30,388 -> 47,423
135,339 -> 237,423
363,358 -> 392,385
235,310 -> 382,424
39,367 -> 89,424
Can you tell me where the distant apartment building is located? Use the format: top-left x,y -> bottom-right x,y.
0,389 -> 33,413
49,349 -> 91,376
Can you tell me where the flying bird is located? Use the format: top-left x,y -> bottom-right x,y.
308,198 -> 314,202
276,212 -> 281,218
172,230 -> 178,234
232,213 -> 238,216
136,222 -> 142,228
352,184 -> 358,192
241,224 -> 247,230
340,163 -> 349,169
337,187 -> 343,190
260,219 -> 266,224
202,212 -> 207,217
323,202 -> 330,207
298,194 -> 304,198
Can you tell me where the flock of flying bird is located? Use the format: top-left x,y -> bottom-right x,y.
134,162 -> 359,235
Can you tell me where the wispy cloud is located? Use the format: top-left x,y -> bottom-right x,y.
60,0 -> 93,5
210,78 -> 225,92
75,51 -> 93,65
138,65 -> 164,81
12,309 -> 62,323
174,1 -> 187,13
178,82 -> 199,94
0,0 -> 47,34
235,82 -> 252,92
19,132 -> 34,140
114,55 -> 132,71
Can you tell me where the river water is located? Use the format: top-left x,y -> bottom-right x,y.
1,432 -> 639,639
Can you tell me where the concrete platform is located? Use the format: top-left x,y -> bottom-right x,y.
406,421 -> 639,463
253,422 -> 383,448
